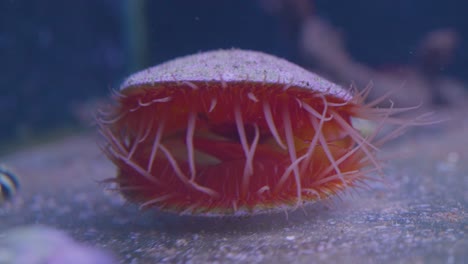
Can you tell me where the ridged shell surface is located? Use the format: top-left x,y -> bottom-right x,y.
120,49 -> 352,101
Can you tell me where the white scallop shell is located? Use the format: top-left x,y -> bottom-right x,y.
120,49 -> 352,101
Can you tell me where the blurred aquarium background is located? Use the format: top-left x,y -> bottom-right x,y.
1,0 -> 468,153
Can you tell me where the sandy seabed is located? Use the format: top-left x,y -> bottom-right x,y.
1,108 -> 467,264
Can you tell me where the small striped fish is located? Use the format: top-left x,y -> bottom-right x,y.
0,165 -> 20,204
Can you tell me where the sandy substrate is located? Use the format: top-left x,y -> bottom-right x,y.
1,109 -> 467,264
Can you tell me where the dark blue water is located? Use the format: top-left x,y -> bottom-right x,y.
1,0 -> 467,146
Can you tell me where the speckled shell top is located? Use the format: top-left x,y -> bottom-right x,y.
120,49 -> 352,101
